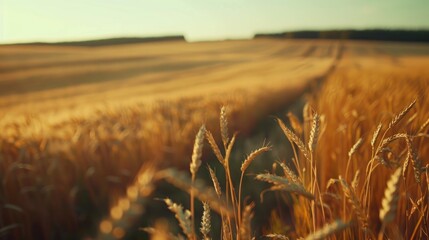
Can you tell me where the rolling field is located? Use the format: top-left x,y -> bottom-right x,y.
0,39 -> 336,122
0,39 -> 429,239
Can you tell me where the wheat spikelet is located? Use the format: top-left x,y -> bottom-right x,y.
190,125 -> 206,179
200,202 -> 211,240
207,166 -> 222,198
308,113 -> 320,153
206,130 -> 224,165
348,138 -> 363,158
156,168 -> 233,216
303,219 -> 350,240
339,176 -> 368,229
220,106 -> 229,148
241,146 -> 271,172
164,198 -> 194,239
379,167 -> 402,224
288,112 -> 303,136
265,233 -> 289,239
388,99 -> 416,130
405,136 -> 422,183
239,202 -> 255,240
256,173 -> 314,199
279,162 -> 303,185
277,118 -> 310,161
371,123 -> 383,149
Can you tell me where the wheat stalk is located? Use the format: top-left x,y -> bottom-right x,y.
351,170 -> 360,191
303,219 -> 350,240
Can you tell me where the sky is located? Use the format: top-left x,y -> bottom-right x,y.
0,0 -> 428,43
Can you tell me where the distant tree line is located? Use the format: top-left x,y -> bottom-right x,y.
254,30 -> 429,42
7,36 -> 186,47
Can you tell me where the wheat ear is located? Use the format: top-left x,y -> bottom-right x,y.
200,202 -> 211,240
287,112 -> 303,136
308,113 -> 320,153
339,176 -> 368,229
387,99 -> 416,130
206,130 -> 225,165
143,227 -> 186,240
303,219 -> 350,240
256,173 -> 314,200
220,106 -> 229,149
207,166 -> 222,198
156,168 -> 233,216
371,123 -> 383,150
190,125 -> 206,179
405,136 -> 422,183
379,167 -> 402,224
97,167 -> 155,239
241,146 -> 271,172
417,117 -> 429,133
265,233 -> 290,239
277,118 -> 310,161
164,198 -> 193,239
348,138 -> 363,158
279,162 -> 303,185
239,202 -> 255,240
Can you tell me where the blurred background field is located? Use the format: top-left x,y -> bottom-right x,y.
1,1 -> 429,239
1,37 -> 428,239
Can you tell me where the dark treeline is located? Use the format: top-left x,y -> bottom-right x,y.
254,30 -> 429,43
5,35 -> 186,47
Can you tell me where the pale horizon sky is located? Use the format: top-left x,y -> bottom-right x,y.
1,0 -> 428,43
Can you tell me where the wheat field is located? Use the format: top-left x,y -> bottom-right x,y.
0,39 -> 428,239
